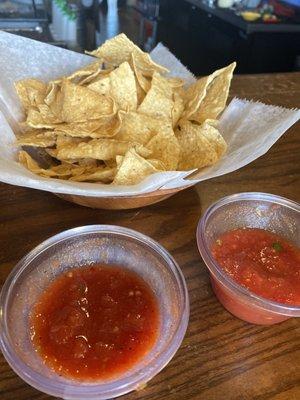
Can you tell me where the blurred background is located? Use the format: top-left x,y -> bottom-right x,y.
0,0 -> 299,74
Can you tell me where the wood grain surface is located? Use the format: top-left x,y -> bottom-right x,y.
0,73 -> 300,400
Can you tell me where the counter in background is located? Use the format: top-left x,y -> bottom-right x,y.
158,0 -> 300,74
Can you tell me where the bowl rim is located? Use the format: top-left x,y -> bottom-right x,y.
196,192 -> 300,316
0,225 -> 189,399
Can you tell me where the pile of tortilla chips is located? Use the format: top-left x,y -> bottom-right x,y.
15,33 -> 235,185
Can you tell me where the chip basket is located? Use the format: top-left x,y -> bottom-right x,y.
55,184 -> 193,209
1,33 -> 299,212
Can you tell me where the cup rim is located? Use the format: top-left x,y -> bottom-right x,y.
0,225 -> 189,399
196,192 -> 300,316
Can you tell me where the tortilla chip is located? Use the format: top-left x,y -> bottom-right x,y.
176,119 -> 226,170
146,130 -> 180,170
113,148 -> 160,185
167,77 -> 185,88
55,113 -> 121,139
138,72 -> 174,119
88,62 -> 138,110
117,111 -> 172,144
44,82 -> 58,105
37,103 -> 62,124
130,54 -> 151,92
18,150 -> 86,178
46,150 -> 87,165
43,82 -> 64,120
48,136 -> 85,160
45,148 -> 58,159
185,62 -> 236,122
17,130 -> 56,147
19,150 -> 43,171
197,119 -> 227,158
61,80 -> 114,123
26,108 -> 59,129
15,79 -> 47,110
128,55 -> 148,103
103,160 -> 116,169
80,67 -> 114,86
55,120 -> 102,137
55,138 -> 150,161
184,77 -> 213,119
193,63 -> 236,122
147,159 -> 167,170
87,33 -> 168,75
69,166 -> 116,182
66,61 -> 103,84
91,113 -> 122,138
116,155 -> 123,167
109,62 -> 137,111
172,92 -> 184,127
135,80 -> 146,105
50,158 -> 99,168
56,135 -> 84,148
77,158 -> 99,168
46,163 -> 87,178
87,76 -> 111,96
77,70 -> 103,86
204,119 -> 219,128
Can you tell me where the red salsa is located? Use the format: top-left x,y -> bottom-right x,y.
211,228 -> 300,305
30,265 -> 159,381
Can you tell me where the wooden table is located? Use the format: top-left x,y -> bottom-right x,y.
0,73 -> 299,400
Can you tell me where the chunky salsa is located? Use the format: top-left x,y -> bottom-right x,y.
30,265 -> 159,380
211,228 -> 300,305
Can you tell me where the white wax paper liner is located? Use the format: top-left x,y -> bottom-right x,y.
0,32 -> 299,196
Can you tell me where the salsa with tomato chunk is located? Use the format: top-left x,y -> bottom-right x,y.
211,228 -> 300,305
30,265 -> 159,381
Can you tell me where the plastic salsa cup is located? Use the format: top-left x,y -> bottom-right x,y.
196,192 -> 300,325
0,225 -> 189,400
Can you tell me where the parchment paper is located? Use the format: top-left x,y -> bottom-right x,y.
0,31 -> 299,196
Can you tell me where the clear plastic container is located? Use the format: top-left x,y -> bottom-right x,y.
197,192 -> 300,325
0,225 -> 189,399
